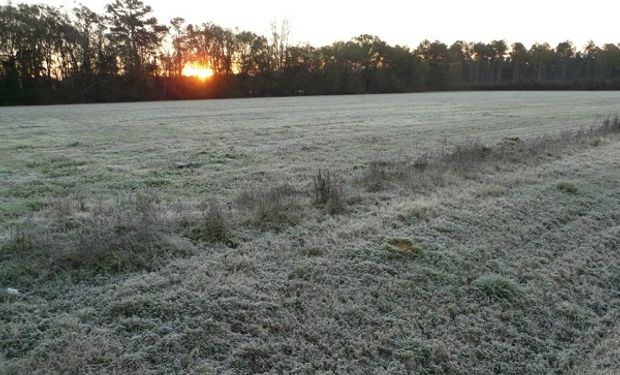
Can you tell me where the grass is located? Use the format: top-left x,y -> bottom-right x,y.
187,198 -> 232,244
1,193 -> 194,285
557,181 -> 578,194
362,115 -> 620,193
312,169 -> 346,215
473,274 -> 523,302
236,184 -> 300,230
385,238 -> 422,255
1,95 -> 620,374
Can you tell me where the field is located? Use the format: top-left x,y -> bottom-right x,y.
1,91 -> 620,374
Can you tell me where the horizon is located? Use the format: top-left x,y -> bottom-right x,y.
12,0 -> 620,49
3,0 -> 620,106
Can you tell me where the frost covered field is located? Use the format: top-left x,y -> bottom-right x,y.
1,91 -> 620,374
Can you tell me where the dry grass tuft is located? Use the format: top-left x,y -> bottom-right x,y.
312,169 -> 346,215
189,198 -> 232,244
362,160 -> 410,192
386,238 -> 422,255
596,114 -> 620,135
236,184 -> 300,230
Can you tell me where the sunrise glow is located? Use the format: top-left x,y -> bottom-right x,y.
182,63 -> 215,80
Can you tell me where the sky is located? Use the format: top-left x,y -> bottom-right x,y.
13,0 -> 620,49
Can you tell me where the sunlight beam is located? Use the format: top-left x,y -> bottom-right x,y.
182,63 -> 214,80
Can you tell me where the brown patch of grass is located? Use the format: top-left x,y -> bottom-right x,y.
386,239 -> 422,254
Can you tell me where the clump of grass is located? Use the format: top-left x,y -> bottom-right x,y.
362,161 -> 392,192
0,192 -> 193,285
189,198 -> 232,244
557,182 -> 577,194
361,160 -> 410,192
590,138 -> 603,147
300,246 -> 324,257
312,169 -> 346,215
0,262 -> 19,285
412,152 -> 431,171
237,184 -> 300,230
442,140 -> 492,167
473,274 -> 523,302
143,177 -> 171,187
49,195 -> 87,220
596,114 -> 620,135
397,201 -> 434,223
385,238 -> 422,255
174,161 -> 201,169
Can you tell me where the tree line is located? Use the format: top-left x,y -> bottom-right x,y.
2,0 -> 620,105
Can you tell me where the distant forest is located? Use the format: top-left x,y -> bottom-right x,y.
2,0 -> 620,105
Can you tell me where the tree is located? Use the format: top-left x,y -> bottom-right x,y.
165,17 -> 186,77
490,40 -> 507,82
529,43 -> 554,82
0,4 -> 23,89
269,19 -> 291,71
72,5 -> 101,76
448,41 -> 472,83
2,1 -> 620,105
383,44 -> 422,91
555,41 -> 575,81
105,0 -> 164,74
472,42 -> 492,83
416,40 -> 450,89
598,43 -> 620,80
509,42 -> 528,82
185,22 -> 237,76
236,31 -> 270,76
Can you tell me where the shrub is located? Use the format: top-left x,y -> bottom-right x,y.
312,169 -> 346,214
473,274 -> 523,301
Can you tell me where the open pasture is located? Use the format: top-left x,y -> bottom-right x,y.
1,91 -> 620,374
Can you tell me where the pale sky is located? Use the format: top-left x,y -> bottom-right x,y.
13,0 -> 620,49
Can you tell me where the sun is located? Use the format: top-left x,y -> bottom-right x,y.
182,63 -> 214,80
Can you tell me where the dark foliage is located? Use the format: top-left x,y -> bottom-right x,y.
1,3 -> 620,105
